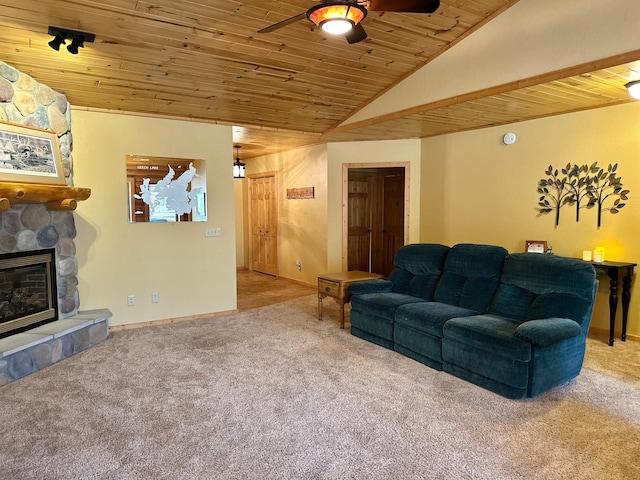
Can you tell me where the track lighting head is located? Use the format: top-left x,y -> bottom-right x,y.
48,34 -> 66,51
66,37 -> 84,55
47,26 -> 95,55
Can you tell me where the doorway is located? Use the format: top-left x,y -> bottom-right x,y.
343,163 -> 409,277
248,171 -> 278,276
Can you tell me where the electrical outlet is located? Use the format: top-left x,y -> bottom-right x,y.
152,292 -> 159,303
205,227 -> 222,237
296,260 -> 302,271
127,295 -> 135,307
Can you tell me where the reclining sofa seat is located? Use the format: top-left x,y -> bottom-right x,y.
394,243 -> 508,370
349,243 -> 450,349
442,253 -> 598,399
349,243 -> 598,399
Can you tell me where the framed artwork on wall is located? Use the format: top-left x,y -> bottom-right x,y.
0,121 -> 66,185
525,240 -> 547,253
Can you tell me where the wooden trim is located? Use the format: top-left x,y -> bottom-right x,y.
247,171 -> 278,179
329,49 -> 640,135
108,309 -> 238,331
341,162 -> 411,271
276,275 -> 315,289
589,327 -> 640,343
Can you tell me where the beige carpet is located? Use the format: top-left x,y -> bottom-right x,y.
1,295 -> 639,479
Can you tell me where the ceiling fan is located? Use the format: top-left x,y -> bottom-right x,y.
257,0 -> 441,44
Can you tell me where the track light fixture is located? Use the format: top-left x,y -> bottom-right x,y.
48,26 -> 95,55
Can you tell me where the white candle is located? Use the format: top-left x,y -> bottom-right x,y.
593,251 -> 603,262
582,250 -> 592,261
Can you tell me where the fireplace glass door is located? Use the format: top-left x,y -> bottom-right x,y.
0,249 -> 57,339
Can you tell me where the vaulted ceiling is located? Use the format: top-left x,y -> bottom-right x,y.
1,1 -> 639,160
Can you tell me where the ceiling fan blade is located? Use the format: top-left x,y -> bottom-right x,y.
258,12 -> 308,34
367,0 -> 440,14
345,23 -> 368,44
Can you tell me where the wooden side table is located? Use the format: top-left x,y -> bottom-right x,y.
318,271 -> 384,329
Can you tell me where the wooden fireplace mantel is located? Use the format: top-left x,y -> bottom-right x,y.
0,182 -> 91,212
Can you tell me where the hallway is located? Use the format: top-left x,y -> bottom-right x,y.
236,269 -> 315,311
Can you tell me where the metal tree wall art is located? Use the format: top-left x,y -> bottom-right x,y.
566,163 -> 595,222
537,165 -> 574,226
587,163 -> 629,227
537,162 -> 629,227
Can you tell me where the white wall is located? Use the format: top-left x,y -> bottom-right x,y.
72,110 -> 237,327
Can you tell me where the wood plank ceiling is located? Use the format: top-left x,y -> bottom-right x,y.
0,0 -> 639,160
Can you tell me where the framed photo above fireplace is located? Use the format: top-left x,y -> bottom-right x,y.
0,121 -> 66,185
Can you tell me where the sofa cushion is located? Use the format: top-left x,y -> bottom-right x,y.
433,244 -> 507,311
350,292 -> 425,320
395,302 -> 479,338
442,314 -> 531,362
490,284 -> 537,321
499,253 -> 596,299
525,293 -> 593,325
348,279 -> 392,296
515,318 -> 582,347
387,243 -> 450,299
490,253 -> 597,328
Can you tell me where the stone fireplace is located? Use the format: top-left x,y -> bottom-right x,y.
0,61 -> 110,386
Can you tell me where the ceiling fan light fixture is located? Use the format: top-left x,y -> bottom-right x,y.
625,80 -> 640,100
322,19 -> 353,35
307,3 -> 367,35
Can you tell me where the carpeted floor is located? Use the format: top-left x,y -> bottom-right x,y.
1,295 -> 639,479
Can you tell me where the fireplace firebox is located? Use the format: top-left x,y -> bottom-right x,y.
0,249 -> 58,339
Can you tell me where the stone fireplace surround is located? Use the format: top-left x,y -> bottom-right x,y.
0,62 -> 110,386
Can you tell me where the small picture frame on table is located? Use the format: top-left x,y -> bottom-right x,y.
0,121 -> 66,185
525,240 -> 547,254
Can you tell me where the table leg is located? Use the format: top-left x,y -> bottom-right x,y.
621,274 -> 632,342
607,269 -> 619,347
340,300 -> 345,329
318,293 -> 323,321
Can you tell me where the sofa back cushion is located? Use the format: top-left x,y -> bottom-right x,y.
490,253 -> 597,328
433,244 -> 508,312
388,244 -> 450,300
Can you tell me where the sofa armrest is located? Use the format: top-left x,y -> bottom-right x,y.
515,318 -> 582,347
348,279 -> 393,296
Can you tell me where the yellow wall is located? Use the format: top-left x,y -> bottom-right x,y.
246,144 -> 329,285
421,101 -> 640,339
241,139 -> 422,282
72,110 -> 237,327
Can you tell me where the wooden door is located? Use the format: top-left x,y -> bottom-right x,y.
347,168 -> 405,276
248,173 -> 278,276
380,173 -> 405,276
347,174 -> 373,271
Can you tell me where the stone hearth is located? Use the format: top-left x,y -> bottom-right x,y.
0,309 -> 111,386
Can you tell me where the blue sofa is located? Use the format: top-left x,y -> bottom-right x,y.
349,243 -> 598,399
